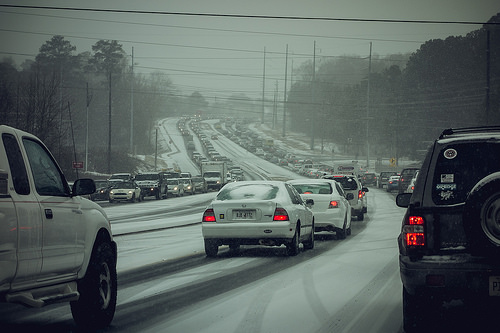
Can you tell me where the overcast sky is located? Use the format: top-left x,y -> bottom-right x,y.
1,0 -> 499,100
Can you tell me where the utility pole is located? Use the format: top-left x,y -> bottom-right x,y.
262,47 -> 266,124
310,41 -> 316,150
366,42 -> 372,169
85,82 -> 91,173
130,47 -> 134,153
108,72 -> 112,174
283,44 -> 288,138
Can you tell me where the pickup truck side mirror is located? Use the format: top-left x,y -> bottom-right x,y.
73,178 -> 96,197
346,193 -> 354,200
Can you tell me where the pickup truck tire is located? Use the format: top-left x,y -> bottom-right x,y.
71,241 -> 117,328
463,178 -> 500,256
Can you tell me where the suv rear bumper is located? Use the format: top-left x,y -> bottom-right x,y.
400,254 -> 500,299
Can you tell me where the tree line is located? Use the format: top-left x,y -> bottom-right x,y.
0,13 -> 498,177
286,13 -> 500,162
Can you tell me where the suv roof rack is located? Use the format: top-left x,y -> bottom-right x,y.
439,126 -> 500,139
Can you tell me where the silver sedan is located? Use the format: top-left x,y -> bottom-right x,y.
201,181 -> 315,257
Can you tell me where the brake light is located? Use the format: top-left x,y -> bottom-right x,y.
329,200 -> 339,208
273,207 -> 289,221
403,215 -> 425,246
358,190 -> 363,199
202,208 -> 216,222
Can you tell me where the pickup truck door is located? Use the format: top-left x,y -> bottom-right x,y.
22,138 -> 83,282
1,133 -> 43,290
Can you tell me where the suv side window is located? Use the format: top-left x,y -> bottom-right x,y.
432,142 -> 500,205
23,138 -> 69,196
2,133 -> 30,195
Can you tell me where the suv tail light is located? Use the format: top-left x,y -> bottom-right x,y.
403,215 -> 425,246
202,208 -> 216,222
358,190 -> 363,199
329,200 -> 339,208
273,207 -> 289,221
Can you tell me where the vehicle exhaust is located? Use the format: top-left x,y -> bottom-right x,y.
259,239 -> 276,246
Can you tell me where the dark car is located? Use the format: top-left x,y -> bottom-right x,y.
361,172 -> 377,186
90,179 -> 112,201
398,167 -> 419,193
396,126 -> 500,332
378,171 -> 397,188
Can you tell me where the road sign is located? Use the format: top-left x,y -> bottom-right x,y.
390,158 -> 396,166
72,161 -> 84,169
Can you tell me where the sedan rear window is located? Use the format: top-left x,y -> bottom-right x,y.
217,184 -> 279,201
291,183 -> 331,194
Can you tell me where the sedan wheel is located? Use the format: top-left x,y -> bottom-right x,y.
204,239 -> 218,257
286,226 -> 300,256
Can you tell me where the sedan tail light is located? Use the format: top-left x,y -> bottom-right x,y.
273,207 -> 289,221
202,208 -> 216,222
329,200 -> 339,208
403,215 -> 425,246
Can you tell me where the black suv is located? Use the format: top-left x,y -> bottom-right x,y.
396,127 -> 500,332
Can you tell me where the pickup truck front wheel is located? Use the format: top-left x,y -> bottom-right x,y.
71,241 -> 117,328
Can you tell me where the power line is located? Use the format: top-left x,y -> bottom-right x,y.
0,4 -> 497,25
0,9 -> 427,45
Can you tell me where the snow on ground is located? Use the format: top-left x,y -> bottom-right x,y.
110,186 -> 405,333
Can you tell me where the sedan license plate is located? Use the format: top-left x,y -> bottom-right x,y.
233,210 -> 255,220
489,276 -> 500,296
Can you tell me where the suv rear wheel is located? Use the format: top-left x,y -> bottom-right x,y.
463,176 -> 500,256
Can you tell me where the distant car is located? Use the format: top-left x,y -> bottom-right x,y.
361,172 -> 377,186
406,170 -> 419,193
323,175 -> 368,220
108,172 -> 134,182
191,175 -> 208,193
109,181 -> 142,203
180,177 -> 195,195
287,179 -> 353,239
166,178 -> 184,197
201,181 -> 315,257
387,175 -> 400,192
90,179 -> 112,201
134,172 -> 167,199
398,167 -> 420,193
378,171 -> 398,188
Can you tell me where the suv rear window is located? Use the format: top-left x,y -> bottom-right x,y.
432,142 -> 500,205
332,176 -> 358,190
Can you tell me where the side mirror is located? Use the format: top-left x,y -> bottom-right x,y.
73,178 -> 96,196
396,193 -> 412,208
362,187 -> 369,192
305,198 -> 314,207
346,193 -> 354,200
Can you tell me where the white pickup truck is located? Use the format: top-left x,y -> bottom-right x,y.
0,125 -> 117,328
